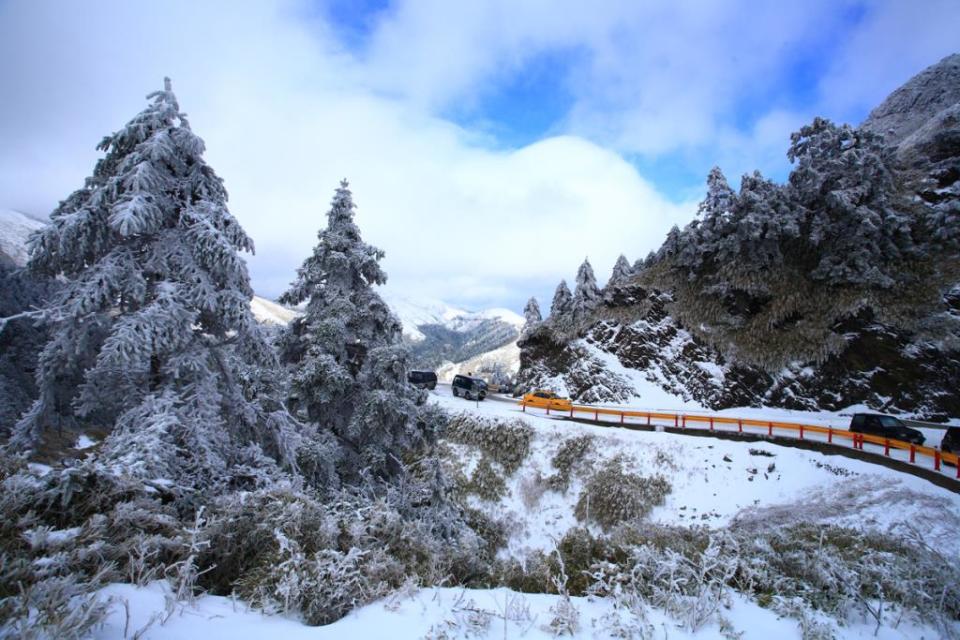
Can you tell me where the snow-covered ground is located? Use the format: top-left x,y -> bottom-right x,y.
93,580 -> 939,640
431,389 -> 960,559
90,392 -> 959,639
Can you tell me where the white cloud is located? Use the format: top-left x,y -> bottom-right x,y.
0,0 -> 691,312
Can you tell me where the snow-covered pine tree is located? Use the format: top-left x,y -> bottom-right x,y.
279,180 -> 435,483
607,254 -> 634,288
550,280 -> 574,320
522,296 -> 542,334
572,258 -> 601,321
787,117 -> 914,288
12,79 -> 298,488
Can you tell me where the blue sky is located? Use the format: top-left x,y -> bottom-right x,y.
0,0 -> 958,312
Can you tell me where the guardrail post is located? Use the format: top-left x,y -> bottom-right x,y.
909,445 -> 915,463
594,410 -> 599,422
646,413 -> 651,426
620,413 -> 624,425
883,439 -> 890,456
768,422 -> 772,436
827,428 -> 833,443
682,415 -> 687,428
799,425 -> 804,440
737,419 -> 742,434
674,415 -> 678,428
569,407 -> 574,418
934,450 -> 941,472
709,417 -> 714,431
546,405 -> 550,415
522,403 -> 526,413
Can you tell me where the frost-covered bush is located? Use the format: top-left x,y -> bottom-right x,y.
547,434 -> 594,492
574,459 -> 671,529
466,456 -> 508,502
443,413 -> 533,474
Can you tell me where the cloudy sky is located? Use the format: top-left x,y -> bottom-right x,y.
1,0 -> 958,312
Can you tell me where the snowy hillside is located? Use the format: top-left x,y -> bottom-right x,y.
0,208 -> 45,267
85,394 -> 960,639
381,291 -> 523,342
437,340 -> 521,382
250,295 -> 300,325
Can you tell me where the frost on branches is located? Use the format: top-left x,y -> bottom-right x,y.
521,297 -> 542,336
10,79 -> 299,488
279,181 -> 439,484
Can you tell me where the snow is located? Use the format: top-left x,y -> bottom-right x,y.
429,389 -> 960,558
250,295 -> 301,326
92,580 -> 940,640
75,434 -> 98,449
380,290 -> 523,343
0,208 -> 46,266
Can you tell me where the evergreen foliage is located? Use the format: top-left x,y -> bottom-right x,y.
522,296 -> 542,330
10,79 -> 298,486
572,258 -> 601,320
606,254 -> 634,289
549,280 -> 573,320
279,180 -> 436,483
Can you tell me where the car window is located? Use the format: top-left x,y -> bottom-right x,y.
878,416 -> 903,428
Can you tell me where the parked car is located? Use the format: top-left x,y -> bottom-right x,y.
407,370 -> 437,390
941,427 -> 960,454
452,374 -> 486,401
849,413 -> 925,445
521,390 -> 573,412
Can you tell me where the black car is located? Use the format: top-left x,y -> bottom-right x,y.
849,413 -> 925,445
452,374 -> 486,401
407,370 -> 437,390
941,427 -> 960,454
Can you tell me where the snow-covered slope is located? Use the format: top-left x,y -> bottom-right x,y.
381,291 -> 523,343
436,341 -> 521,382
0,209 -> 45,267
250,295 -> 300,326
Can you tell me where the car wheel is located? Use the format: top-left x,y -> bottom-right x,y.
453,387 -> 458,397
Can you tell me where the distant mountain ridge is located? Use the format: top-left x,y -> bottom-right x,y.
380,292 -> 523,371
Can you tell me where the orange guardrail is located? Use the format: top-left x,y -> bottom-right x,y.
518,400 -> 960,480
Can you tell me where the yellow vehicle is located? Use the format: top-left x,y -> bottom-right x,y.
521,390 -> 573,411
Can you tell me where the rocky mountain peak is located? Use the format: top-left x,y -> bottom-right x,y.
862,53 -> 960,146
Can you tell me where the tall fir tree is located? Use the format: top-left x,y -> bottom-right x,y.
521,296 -> 541,337
607,254 -> 634,288
12,79 -> 297,488
549,280 -> 573,320
279,180 -> 436,483
572,258 -> 601,319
